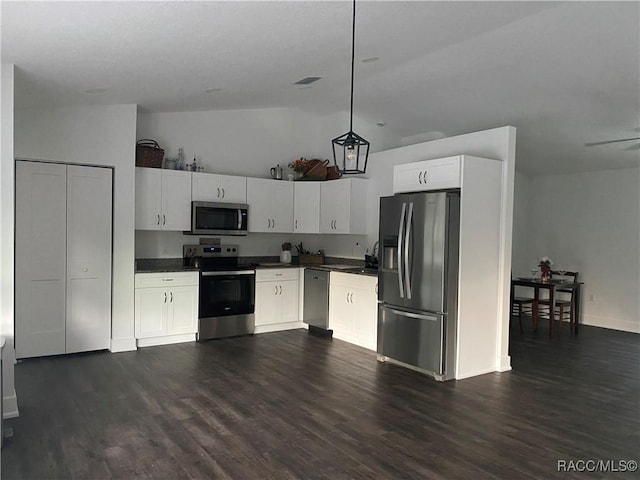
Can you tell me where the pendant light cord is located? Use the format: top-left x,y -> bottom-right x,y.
349,0 -> 356,132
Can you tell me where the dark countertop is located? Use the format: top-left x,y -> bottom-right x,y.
135,258 -> 198,274
301,265 -> 379,277
135,257 -> 378,276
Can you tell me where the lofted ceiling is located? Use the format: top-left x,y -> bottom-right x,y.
1,1 -> 639,176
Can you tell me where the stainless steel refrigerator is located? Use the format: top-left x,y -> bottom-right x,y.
377,191 -> 460,381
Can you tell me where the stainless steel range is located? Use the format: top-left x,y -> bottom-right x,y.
183,244 -> 255,341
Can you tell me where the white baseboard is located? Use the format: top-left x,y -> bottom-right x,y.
137,333 -> 196,348
3,391 -> 19,419
496,354 -> 512,372
110,337 -> 137,352
254,322 -> 305,335
581,315 -> 640,334
455,366 -> 497,380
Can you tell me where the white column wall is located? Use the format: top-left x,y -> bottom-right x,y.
1,64 -> 19,418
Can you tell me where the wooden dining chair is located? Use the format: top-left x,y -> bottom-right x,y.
537,271 -> 579,334
510,275 -> 535,333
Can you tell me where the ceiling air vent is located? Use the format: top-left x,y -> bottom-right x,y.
294,76 -> 323,85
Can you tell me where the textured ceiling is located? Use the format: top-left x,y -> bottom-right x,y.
2,1 -> 639,176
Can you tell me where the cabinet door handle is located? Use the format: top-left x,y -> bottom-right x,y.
274,285 -> 278,295
170,292 -> 173,303
164,292 -> 167,303
267,218 -> 271,229
272,218 -> 275,229
295,219 -> 298,230
350,292 -> 354,303
217,187 -> 220,198
221,188 -> 225,198
423,170 -> 428,183
418,171 -> 423,184
279,285 -> 282,295
346,292 -> 349,303
157,214 -> 160,225
163,214 -> 166,225
375,283 -> 378,294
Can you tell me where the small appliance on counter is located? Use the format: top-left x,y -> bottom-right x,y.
364,254 -> 378,269
365,241 -> 379,269
184,244 -> 255,341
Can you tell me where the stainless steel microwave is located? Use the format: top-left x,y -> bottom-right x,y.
190,202 -> 248,236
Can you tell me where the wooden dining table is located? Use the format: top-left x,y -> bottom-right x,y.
511,277 -> 582,337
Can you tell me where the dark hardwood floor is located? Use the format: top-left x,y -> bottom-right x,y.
3,321 -> 639,479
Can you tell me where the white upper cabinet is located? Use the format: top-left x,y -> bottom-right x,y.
192,172 -> 247,204
135,167 -> 192,231
293,182 -> 321,233
393,155 -> 462,193
246,178 -> 294,233
320,178 -> 367,234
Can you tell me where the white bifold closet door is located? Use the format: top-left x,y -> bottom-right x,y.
15,161 -> 112,359
65,165 -> 112,354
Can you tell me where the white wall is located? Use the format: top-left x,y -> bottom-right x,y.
365,126 -> 517,373
512,172 -> 533,276
137,107 -> 324,178
14,104 -> 138,352
526,168 -> 640,333
1,64 -> 19,419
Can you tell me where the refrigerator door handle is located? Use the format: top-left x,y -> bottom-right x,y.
397,202 -> 406,298
384,306 -> 440,322
405,201 -> 414,299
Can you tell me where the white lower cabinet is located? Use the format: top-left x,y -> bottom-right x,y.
255,268 -> 301,333
329,272 -> 378,351
135,272 -> 199,347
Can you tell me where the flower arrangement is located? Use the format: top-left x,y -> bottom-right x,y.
281,242 -> 292,252
538,256 -> 554,281
288,158 -> 309,173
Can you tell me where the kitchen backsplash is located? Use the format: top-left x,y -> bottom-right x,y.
135,231 -> 371,260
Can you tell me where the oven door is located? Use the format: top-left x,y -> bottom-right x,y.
199,270 -> 255,318
191,202 -> 248,236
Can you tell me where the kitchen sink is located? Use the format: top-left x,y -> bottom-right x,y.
314,265 -> 378,275
318,264 -> 359,269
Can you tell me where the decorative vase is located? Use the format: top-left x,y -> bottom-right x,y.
280,250 -> 292,264
541,269 -> 551,282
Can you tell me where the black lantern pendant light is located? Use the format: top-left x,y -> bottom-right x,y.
332,0 -> 370,175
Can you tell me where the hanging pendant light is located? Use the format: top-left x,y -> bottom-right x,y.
332,0 -> 370,175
